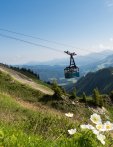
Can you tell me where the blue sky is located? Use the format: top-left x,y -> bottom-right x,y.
0,0 -> 113,64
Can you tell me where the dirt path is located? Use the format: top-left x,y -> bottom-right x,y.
0,65 -> 54,95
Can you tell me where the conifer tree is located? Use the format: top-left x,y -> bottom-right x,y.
70,88 -> 76,99
92,88 -> 100,106
109,91 -> 113,102
92,88 -> 103,107
99,95 -> 104,107
52,80 -> 62,100
82,92 -> 87,103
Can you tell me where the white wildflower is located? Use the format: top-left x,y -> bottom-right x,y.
65,113 -> 73,118
97,134 -> 106,145
87,124 -> 95,130
80,124 -> 95,130
96,123 -> 106,132
92,129 -> 99,135
68,128 -> 76,135
72,101 -> 75,105
80,124 -> 88,129
90,113 -> 102,124
104,121 -> 113,131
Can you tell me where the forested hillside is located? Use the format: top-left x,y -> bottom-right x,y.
76,67 -> 113,95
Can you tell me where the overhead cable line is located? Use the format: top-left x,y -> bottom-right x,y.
0,28 -> 77,48
0,33 -> 63,53
0,28 -> 91,53
0,33 -> 103,61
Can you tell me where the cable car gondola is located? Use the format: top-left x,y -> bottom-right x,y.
64,51 -> 79,79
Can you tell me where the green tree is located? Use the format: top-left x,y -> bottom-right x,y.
92,88 -> 100,106
70,88 -> 76,99
92,88 -> 103,107
52,81 -> 63,100
82,92 -> 87,103
109,91 -> 113,102
99,95 -> 104,107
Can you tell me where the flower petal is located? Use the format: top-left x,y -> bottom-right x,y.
68,128 -> 76,135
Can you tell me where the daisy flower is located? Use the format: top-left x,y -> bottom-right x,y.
90,113 -> 102,124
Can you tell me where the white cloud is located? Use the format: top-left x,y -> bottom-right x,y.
110,38 -> 113,42
105,0 -> 113,7
90,38 -> 113,53
99,44 -> 110,49
99,44 -> 105,49
99,43 -> 113,50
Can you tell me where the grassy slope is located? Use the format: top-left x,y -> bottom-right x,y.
0,70 -> 44,102
0,69 -> 113,146
0,64 -> 54,95
0,70 -> 75,146
10,66 -> 52,88
0,70 -> 92,123
1,93 -> 113,147
0,93 -> 75,146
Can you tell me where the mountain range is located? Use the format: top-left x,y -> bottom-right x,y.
19,50 -> 113,87
80,53 -> 113,75
25,50 -> 113,67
